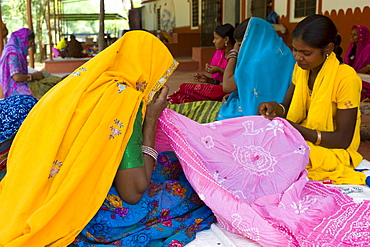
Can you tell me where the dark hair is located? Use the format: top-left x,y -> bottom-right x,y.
292,14 -> 343,63
233,18 -> 250,42
215,23 -> 236,44
28,32 -> 35,40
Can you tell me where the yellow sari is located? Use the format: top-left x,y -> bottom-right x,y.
0,31 -> 177,246
287,52 -> 365,185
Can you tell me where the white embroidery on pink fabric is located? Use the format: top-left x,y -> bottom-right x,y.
290,197 -> 317,214
232,145 -> 277,176
202,135 -> 215,148
213,170 -> 226,183
266,120 -> 284,136
231,214 -> 260,241
230,190 -> 248,200
204,121 -> 222,129
242,121 -> 263,135
294,145 -> 307,155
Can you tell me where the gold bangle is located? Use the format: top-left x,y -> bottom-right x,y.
278,103 -> 286,116
27,73 -> 32,81
314,130 -> 322,145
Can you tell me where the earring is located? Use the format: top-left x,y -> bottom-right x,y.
225,42 -> 228,47
326,53 -> 329,59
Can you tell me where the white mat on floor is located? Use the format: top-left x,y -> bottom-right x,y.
185,159 -> 370,247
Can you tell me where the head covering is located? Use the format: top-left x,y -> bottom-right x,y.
0,95 -> 38,143
0,30 -> 177,245
344,25 -> 370,72
217,17 -> 295,120
0,28 -> 33,97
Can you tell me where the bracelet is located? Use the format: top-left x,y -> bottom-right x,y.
27,73 -> 32,81
229,49 -> 239,55
227,55 -> 238,61
142,145 -> 158,160
278,103 -> 286,116
314,130 -> 322,145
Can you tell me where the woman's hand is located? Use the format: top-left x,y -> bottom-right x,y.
258,101 -> 279,119
193,72 -> 212,83
144,85 -> 169,124
31,71 -> 44,80
222,94 -> 230,103
359,65 -> 370,74
205,63 -> 221,74
233,41 -> 242,51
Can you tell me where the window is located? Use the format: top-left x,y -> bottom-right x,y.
157,8 -> 161,31
190,0 -> 199,29
294,0 -> 316,18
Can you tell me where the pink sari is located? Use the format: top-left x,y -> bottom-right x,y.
155,109 -> 370,246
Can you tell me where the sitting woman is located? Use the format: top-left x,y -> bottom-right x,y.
0,31 -> 214,246
0,95 -> 38,181
259,14 -> 368,186
167,18 -> 295,123
217,17 -> 295,120
0,28 -> 44,98
168,23 -> 235,104
344,25 -> 370,74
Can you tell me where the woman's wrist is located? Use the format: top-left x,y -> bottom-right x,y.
27,73 -> 32,81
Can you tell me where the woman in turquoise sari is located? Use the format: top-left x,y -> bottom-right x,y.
217,17 -> 296,120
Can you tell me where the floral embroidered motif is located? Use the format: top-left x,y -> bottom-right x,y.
232,145 -> 277,176
79,67 -> 87,71
344,101 -> 353,108
290,196 -> 317,214
136,81 -> 147,92
231,214 -> 260,241
213,170 -> 226,183
49,160 -> 63,179
294,145 -> 307,155
117,82 -> 127,94
202,135 -> 215,148
242,120 -> 263,135
204,121 -> 222,129
109,119 -> 124,139
266,120 -> 284,136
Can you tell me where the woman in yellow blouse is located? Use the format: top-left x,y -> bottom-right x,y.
259,15 -> 368,186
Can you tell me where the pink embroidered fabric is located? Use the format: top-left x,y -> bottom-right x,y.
155,109 -> 370,246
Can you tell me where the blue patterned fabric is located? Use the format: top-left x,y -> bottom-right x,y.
0,95 -> 38,142
217,17 -> 296,120
72,151 -> 215,247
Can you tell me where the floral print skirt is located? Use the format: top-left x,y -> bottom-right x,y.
71,151 -> 215,247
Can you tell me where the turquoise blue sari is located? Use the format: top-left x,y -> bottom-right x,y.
217,17 -> 295,120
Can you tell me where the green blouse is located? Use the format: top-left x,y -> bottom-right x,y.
118,105 -> 145,170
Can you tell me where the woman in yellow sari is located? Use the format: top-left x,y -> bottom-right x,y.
259,15 -> 368,186
0,31 -> 214,246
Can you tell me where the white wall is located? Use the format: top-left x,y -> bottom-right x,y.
223,0 -> 236,25
274,0 -> 288,18
141,0 -> 190,31
173,0 -> 190,27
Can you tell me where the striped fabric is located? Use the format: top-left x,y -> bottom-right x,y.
167,100 -> 223,123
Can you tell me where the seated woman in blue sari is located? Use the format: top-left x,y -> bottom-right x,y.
217,17 -> 296,120
167,18 -> 296,123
